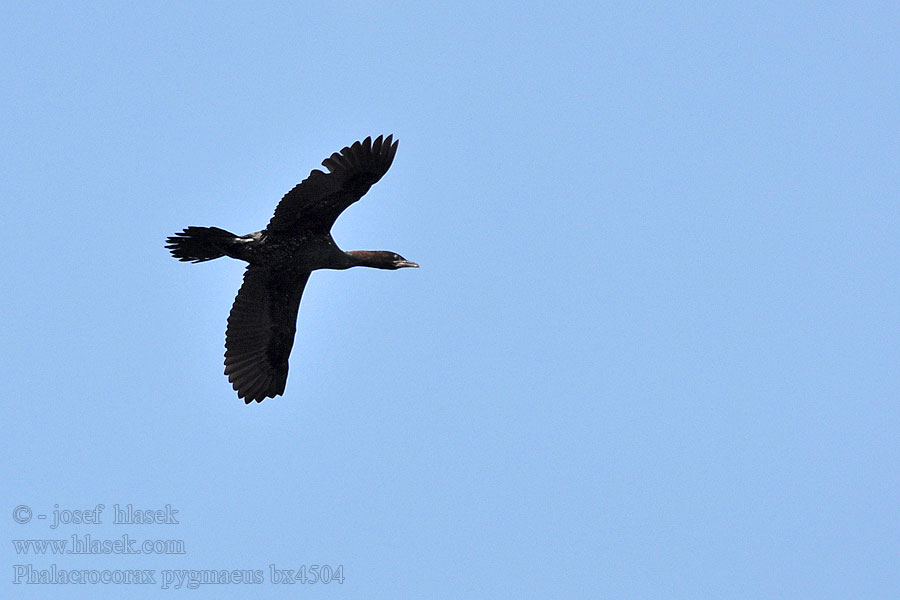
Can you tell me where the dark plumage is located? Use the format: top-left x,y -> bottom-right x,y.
166,135 -> 417,403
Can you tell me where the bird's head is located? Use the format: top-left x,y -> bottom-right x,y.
387,253 -> 419,269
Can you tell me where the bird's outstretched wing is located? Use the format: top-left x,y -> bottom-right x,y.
224,265 -> 311,403
267,135 -> 399,235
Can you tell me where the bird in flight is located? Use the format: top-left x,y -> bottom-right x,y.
166,135 -> 417,403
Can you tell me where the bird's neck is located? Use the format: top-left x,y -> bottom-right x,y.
345,250 -> 392,269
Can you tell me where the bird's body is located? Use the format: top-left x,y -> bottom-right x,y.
166,135 -> 417,403
209,230 -> 351,269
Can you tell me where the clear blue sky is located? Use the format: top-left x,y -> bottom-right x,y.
2,2 -> 898,598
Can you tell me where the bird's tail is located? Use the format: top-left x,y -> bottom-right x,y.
166,226 -> 238,263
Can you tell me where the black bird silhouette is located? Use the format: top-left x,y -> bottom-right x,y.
166,135 -> 417,403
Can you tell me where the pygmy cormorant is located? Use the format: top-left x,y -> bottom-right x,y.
166,135 -> 417,403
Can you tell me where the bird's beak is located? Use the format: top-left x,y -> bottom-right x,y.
396,260 -> 419,269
